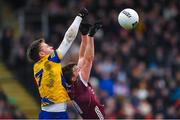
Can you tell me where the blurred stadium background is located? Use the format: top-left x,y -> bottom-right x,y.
0,0 -> 179,119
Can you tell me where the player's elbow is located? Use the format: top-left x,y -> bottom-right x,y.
85,54 -> 94,63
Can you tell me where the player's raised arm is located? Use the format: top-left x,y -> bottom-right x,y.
79,23 -> 92,59
57,8 -> 88,58
80,21 -> 102,81
77,23 -> 92,69
79,35 -> 87,58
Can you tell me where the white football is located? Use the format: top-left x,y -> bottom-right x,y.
118,8 -> 139,30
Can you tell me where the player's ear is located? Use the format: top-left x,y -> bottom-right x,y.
39,51 -> 45,58
71,73 -> 77,82
71,75 -> 75,82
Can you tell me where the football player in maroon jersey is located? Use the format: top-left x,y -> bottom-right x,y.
62,21 -> 105,119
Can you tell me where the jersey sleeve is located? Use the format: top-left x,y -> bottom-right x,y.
48,50 -> 63,63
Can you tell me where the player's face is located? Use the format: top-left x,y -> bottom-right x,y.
39,42 -> 53,58
71,65 -> 80,82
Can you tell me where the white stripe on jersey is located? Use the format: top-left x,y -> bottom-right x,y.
72,100 -> 83,114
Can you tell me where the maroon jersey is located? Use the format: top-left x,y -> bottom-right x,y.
67,76 -> 105,119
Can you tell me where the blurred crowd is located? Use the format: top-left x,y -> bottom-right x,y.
0,86 -> 26,119
0,0 -> 180,119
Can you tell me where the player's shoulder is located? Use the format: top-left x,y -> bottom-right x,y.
48,50 -> 62,63
33,55 -> 48,68
78,73 -> 89,87
75,76 -> 89,88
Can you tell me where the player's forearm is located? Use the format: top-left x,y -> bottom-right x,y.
84,36 -> 94,61
58,16 -> 82,58
79,35 -> 88,59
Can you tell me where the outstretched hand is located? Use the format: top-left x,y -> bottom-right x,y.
80,23 -> 92,35
89,21 -> 103,37
78,8 -> 88,19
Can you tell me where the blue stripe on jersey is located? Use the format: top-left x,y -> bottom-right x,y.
41,97 -> 54,105
61,75 -> 66,89
35,69 -> 43,87
48,50 -> 61,63
35,69 -> 43,77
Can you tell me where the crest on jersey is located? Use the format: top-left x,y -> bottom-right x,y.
50,52 -> 55,58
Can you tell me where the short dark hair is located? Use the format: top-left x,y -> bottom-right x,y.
27,38 -> 45,63
62,63 -> 76,85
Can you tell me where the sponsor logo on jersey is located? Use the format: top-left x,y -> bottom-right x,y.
95,106 -> 104,120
